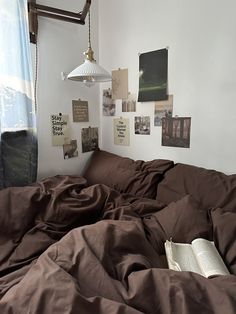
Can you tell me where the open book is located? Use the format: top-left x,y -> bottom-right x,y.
164,238 -> 230,278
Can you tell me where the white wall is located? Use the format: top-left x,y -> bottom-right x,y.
98,0 -> 236,174
32,0 -> 100,180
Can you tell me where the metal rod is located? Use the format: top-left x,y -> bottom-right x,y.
80,0 -> 91,22
35,4 -> 82,19
28,0 -> 38,43
36,11 -> 85,25
28,0 -> 91,43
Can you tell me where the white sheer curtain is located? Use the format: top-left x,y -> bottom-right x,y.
0,0 -> 37,188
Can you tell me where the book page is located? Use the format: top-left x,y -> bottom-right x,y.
165,241 -> 203,275
192,238 -> 230,278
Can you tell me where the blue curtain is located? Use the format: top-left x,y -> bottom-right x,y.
0,0 -> 37,188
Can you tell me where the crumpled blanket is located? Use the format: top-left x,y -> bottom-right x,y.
0,175 -> 235,314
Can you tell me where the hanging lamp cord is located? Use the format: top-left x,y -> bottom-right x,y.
85,10 -> 95,61
88,10 -> 91,48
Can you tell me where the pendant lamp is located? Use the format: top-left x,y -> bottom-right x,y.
67,10 -> 111,86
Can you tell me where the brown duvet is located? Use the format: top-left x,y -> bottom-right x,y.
0,175 -> 236,314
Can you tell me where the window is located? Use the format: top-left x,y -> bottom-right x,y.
0,0 -> 35,132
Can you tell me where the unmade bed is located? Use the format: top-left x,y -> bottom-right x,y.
0,150 -> 236,313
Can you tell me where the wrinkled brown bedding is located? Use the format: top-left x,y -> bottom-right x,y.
0,175 -> 236,314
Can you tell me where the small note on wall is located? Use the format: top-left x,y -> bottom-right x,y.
51,114 -> 71,146
72,100 -> 89,122
112,68 -> 128,100
113,117 -> 130,146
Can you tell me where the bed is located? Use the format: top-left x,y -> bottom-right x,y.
0,149 -> 236,313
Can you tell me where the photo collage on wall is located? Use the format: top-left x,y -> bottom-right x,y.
105,47 -> 191,148
50,97 -> 99,159
53,48 -> 192,157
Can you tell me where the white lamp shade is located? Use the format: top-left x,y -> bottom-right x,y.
67,59 -> 111,82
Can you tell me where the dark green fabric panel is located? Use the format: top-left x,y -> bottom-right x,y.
0,130 -> 38,188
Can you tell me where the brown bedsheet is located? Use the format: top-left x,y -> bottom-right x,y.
0,175 -> 235,314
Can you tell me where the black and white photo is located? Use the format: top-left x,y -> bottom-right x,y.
134,116 -> 150,135
81,127 -> 99,153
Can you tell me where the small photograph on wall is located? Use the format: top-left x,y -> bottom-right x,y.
72,100 -> 89,122
63,140 -> 78,159
81,127 -> 99,153
103,89 -> 116,116
154,95 -> 173,126
122,94 -> 136,112
134,116 -> 151,135
162,117 -> 191,148
113,117 -> 130,146
138,48 -> 168,102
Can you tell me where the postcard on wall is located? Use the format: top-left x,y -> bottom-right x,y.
81,127 -> 99,153
134,116 -> 151,135
154,95 -> 173,126
113,117 -> 130,146
138,48 -> 168,102
51,114 -> 71,146
72,100 -> 89,122
103,89 -> 116,116
112,68 -> 129,100
122,94 -> 136,112
162,117 -> 191,148
63,140 -> 78,159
